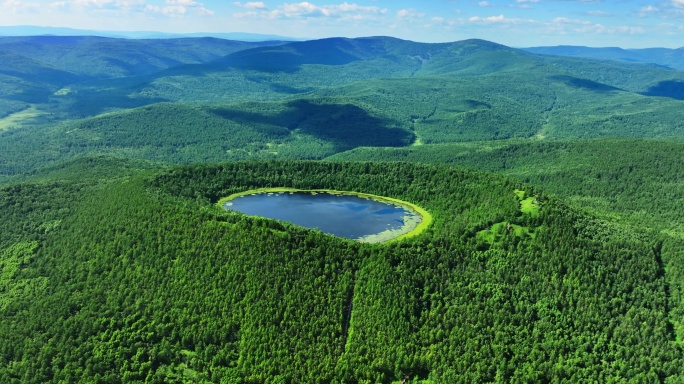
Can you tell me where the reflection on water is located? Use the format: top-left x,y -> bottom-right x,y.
224,192 -> 421,242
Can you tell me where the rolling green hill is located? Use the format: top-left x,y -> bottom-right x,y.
3,69 -> 683,177
3,35 -> 684,122
0,36 -> 285,78
328,138 -> 684,233
0,160 -> 681,382
127,37 -> 684,104
524,45 -> 684,71
328,139 -> 684,347
0,36 -> 285,117
2,35 -> 684,382
0,99 -> 414,175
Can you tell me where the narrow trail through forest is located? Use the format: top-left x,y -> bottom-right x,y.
340,272 -> 356,355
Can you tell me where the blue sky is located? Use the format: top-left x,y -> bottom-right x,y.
1,0 -> 683,47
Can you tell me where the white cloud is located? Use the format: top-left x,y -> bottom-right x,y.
510,0 -> 537,9
236,2 -> 387,21
634,1 -> 684,18
469,14 -> 506,23
548,17 -> 645,35
478,1 -> 491,6
396,8 -> 426,20
167,0 -> 199,5
586,10 -> 611,16
1,0 -> 41,12
551,16 -> 590,25
72,0 -> 113,6
142,0 -> 214,16
146,4 -> 186,14
196,6 -> 213,15
71,0 -> 144,8
13,0 -> 215,16
234,1 -> 267,9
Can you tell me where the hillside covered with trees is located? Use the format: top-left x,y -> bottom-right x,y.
2,37 -> 684,179
0,160 -> 682,382
1,35 -> 684,382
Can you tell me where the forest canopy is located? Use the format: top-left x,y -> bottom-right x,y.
0,160 -> 681,383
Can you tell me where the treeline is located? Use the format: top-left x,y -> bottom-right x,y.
4,39 -> 684,178
329,138 -> 684,347
0,160 -> 680,382
0,99 -> 415,177
329,139 -> 684,233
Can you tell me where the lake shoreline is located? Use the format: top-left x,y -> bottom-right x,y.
216,188 -> 432,243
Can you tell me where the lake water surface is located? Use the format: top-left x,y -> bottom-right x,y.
224,192 -> 422,242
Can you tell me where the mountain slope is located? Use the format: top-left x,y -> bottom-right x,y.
0,26 -> 299,41
327,138 -> 684,345
4,36 -> 684,121
524,45 -> 684,71
0,99 -> 415,175
0,36 -> 286,78
3,66 -> 684,177
2,36 -> 684,174
98,37 -> 684,106
0,160 -> 681,382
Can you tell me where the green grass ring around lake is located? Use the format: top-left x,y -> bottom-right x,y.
216,187 -> 432,243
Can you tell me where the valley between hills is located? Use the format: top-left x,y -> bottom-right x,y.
1,35 -> 684,382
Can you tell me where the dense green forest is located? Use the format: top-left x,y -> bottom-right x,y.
329,138 -> 684,345
1,160 -> 682,382
2,37 -> 684,177
2,35 -> 684,382
2,72 -> 684,177
523,45 -> 684,71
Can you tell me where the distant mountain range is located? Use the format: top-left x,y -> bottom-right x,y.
1,34 -> 684,176
3,26 -> 684,71
0,25 -> 302,42
524,45 -> 684,71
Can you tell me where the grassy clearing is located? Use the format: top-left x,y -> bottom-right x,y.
477,190 -> 540,246
0,105 -> 45,131
515,189 -> 540,217
477,222 -> 534,245
216,187 -> 432,243
520,197 -> 540,217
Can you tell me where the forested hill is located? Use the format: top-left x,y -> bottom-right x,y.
2,36 -> 684,177
0,159 -> 682,382
145,36 -> 684,98
2,36 -> 684,121
2,32 -> 684,382
0,36 -> 286,78
523,45 -> 684,71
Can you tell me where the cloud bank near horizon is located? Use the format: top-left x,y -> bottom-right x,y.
1,0 -> 682,48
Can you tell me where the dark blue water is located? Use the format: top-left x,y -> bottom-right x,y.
224,192 -> 419,241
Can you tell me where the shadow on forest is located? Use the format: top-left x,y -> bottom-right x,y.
60,89 -> 169,119
642,80 -> 684,100
217,38 -> 365,74
551,75 -> 622,93
209,100 -> 414,150
147,38 -> 368,79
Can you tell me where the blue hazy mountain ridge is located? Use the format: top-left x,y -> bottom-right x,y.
0,25 -> 300,41
2,31 -> 684,383
2,35 -> 682,105
524,45 -> 684,71
1,36 -> 684,176
139,37 -> 684,99
0,36 -> 287,78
